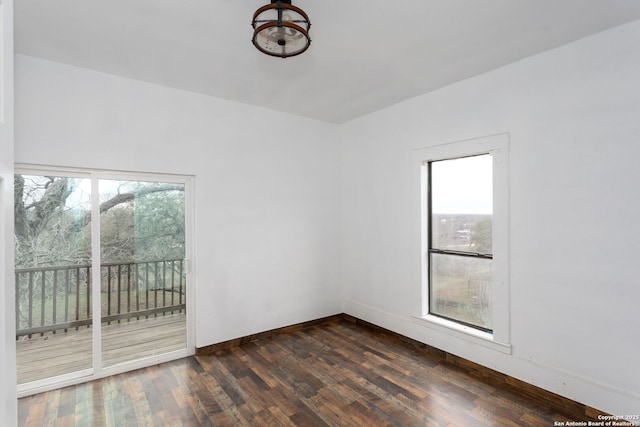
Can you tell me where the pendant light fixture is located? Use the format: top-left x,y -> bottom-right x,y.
252,0 -> 311,58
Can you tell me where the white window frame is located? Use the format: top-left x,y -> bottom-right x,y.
411,134 -> 511,354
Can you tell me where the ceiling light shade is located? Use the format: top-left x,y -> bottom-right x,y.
252,0 -> 311,58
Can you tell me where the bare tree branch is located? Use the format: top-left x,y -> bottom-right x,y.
14,175 -> 185,267
78,184 -> 184,228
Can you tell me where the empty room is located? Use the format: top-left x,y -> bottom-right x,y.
1,0 -> 639,426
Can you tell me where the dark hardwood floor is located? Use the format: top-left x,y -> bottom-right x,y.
18,318 -> 603,426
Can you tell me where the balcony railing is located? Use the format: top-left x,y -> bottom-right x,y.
15,259 -> 186,339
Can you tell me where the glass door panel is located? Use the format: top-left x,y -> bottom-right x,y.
15,174 -> 93,384
99,179 -> 186,368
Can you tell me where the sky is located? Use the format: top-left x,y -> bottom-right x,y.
431,154 -> 493,215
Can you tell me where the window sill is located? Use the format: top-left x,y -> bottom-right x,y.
411,315 -> 512,354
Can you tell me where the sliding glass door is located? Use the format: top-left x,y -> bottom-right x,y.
98,178 -> 187,368
15,168 -> 192,393
15,173 -> 93,383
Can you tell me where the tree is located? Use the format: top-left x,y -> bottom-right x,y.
14,175 -> 184,268
99,186 -> 185,263
14,175 -> 88,267
471,216 -> 492,254
14,175 -> 73,242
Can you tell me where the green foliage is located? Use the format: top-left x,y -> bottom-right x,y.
100,189 -> 185,263
471,217 -> 492,254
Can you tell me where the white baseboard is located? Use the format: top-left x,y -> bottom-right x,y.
343,298 -> 640,419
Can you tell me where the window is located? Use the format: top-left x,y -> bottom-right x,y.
429,154 -> 493,331
411,134 -> 510,352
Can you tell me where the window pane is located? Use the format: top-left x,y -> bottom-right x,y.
430,253 -> 492,330
14,174 -> 93,383
99,179 -> 187,368
431,155 -> 492,254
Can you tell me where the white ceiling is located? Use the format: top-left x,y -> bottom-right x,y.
15,1 -> 640,123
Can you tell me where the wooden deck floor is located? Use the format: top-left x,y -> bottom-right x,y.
18,319 -> 606,426
17,313 -> 186,384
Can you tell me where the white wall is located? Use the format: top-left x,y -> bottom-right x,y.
0,1 -> 17,425
339,20 -> 640,415
15,54 -> 342,347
